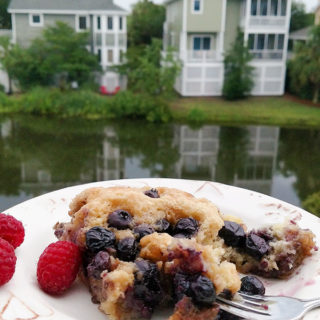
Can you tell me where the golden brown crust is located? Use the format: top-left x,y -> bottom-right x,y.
58,186 -> 224,249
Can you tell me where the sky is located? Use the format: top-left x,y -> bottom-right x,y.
114,0 -> 319,12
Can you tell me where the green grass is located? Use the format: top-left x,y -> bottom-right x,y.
170,96 -> 320,128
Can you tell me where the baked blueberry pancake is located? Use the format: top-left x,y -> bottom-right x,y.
54,186 -> 316,320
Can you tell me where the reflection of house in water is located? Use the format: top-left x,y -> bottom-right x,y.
233,126 -> 279,195
96,128 -> 124,181
174,125 -> 220,180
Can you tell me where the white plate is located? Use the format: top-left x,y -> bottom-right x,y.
1,178 -> 320,320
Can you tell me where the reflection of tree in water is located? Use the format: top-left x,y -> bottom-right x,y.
0,116 -> 105,195
107,120 -> 180,178
0,117 -> 21,195
215,127 -> 249,185
278,129 -> 320,202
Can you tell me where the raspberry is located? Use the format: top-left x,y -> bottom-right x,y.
0,238 -> 16,286
0,213 -> 25,249
37,241 -> 81,295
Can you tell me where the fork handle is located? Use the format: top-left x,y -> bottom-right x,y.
303,297 -> 320,311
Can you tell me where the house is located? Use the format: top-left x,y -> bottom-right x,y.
316,1 -> 320,25
163,0 -> 292,96
8,0 -> 128,92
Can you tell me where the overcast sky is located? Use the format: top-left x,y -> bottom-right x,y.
114,0 -> 318,12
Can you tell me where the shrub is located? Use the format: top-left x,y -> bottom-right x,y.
303,191 -> 320,217
14,87 -> 171,122
187,108 -> 207,125
223,29 -> 254,100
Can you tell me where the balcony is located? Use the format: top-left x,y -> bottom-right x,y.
250,50 -> 283,60
249,16 -> 286,28
184,50 -> 222,62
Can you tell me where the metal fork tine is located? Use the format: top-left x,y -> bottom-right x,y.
217,296 -> 271,316
239,292 -> 269,302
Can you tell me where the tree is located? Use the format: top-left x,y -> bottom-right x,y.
0,0 -> 11,29
10,22 -> 101,90
223,30 -> 254,100
0,36 -> 15,93
115,38 -> 181,98
128,0 -> 165,46
290,1 -> 314,32
289,26 -> 320,103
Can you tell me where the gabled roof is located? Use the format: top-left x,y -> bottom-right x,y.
289,27 -> 311,41
8,0 -> 126,12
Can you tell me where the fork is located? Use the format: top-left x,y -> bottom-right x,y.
216,292 -> 320,320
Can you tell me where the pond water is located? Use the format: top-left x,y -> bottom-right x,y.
1,115 -> 320,212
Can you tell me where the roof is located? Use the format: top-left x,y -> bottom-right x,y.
8,0 -> 126,12
289,27 -> 311,40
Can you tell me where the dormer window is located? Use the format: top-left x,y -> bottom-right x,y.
29,13 -> 43,27
192,0 -> 203,14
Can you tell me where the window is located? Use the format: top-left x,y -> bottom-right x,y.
251,0 -> 258,15
193,36 -> 211,50
251,0 -> 287,16
29,14 -> 43,26
97,16 -> 101,30
281,0 -> 287,16
79,16 -> 87,30
107,49 -> 113,63
33,15 -> 40,24
260,0 -> 268,15
267,34 -> 275,49
270,0 -> 278,15
193,37 -> 201,50
277,34 -> 284,49
107,17 -> 113,30
97,49 -> 102,63
192,0 -> 203,13
248,33 -> 285,60
257,34 -> 265,49
119,17 -> 123,30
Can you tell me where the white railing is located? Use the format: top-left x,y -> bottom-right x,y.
250,50 -> 283,60
249,16 -> 286,27
185,50 -> 221,62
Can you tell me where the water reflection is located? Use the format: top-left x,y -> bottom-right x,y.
0,116 -> 318,211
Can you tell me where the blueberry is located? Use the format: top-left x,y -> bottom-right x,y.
173,218 -> 199,238
134,224 -> 155,241
86,227 -> 116,253
134,259 -> 163,307
218,221 -> 246,248
240,276 -> 265,295
154,218 -> 171,233
245,232 -> 270,260
173,273 -> 192,302
144,188 -> 160,198
107,210 -> 133,230
116,237 -> 138,261
189,275 -> 216,306
87,251 -> 110,279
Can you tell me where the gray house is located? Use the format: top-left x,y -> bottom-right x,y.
8,0 -> 128,91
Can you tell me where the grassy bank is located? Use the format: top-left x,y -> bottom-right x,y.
171,96 -> 320,128
1,88 -> 320,128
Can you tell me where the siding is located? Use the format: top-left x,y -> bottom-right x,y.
15,13 -> 75,47
166,0 -> 183,49
224,0 -> 242,52
316,7 -> 320,25
187,0 -> 223,32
